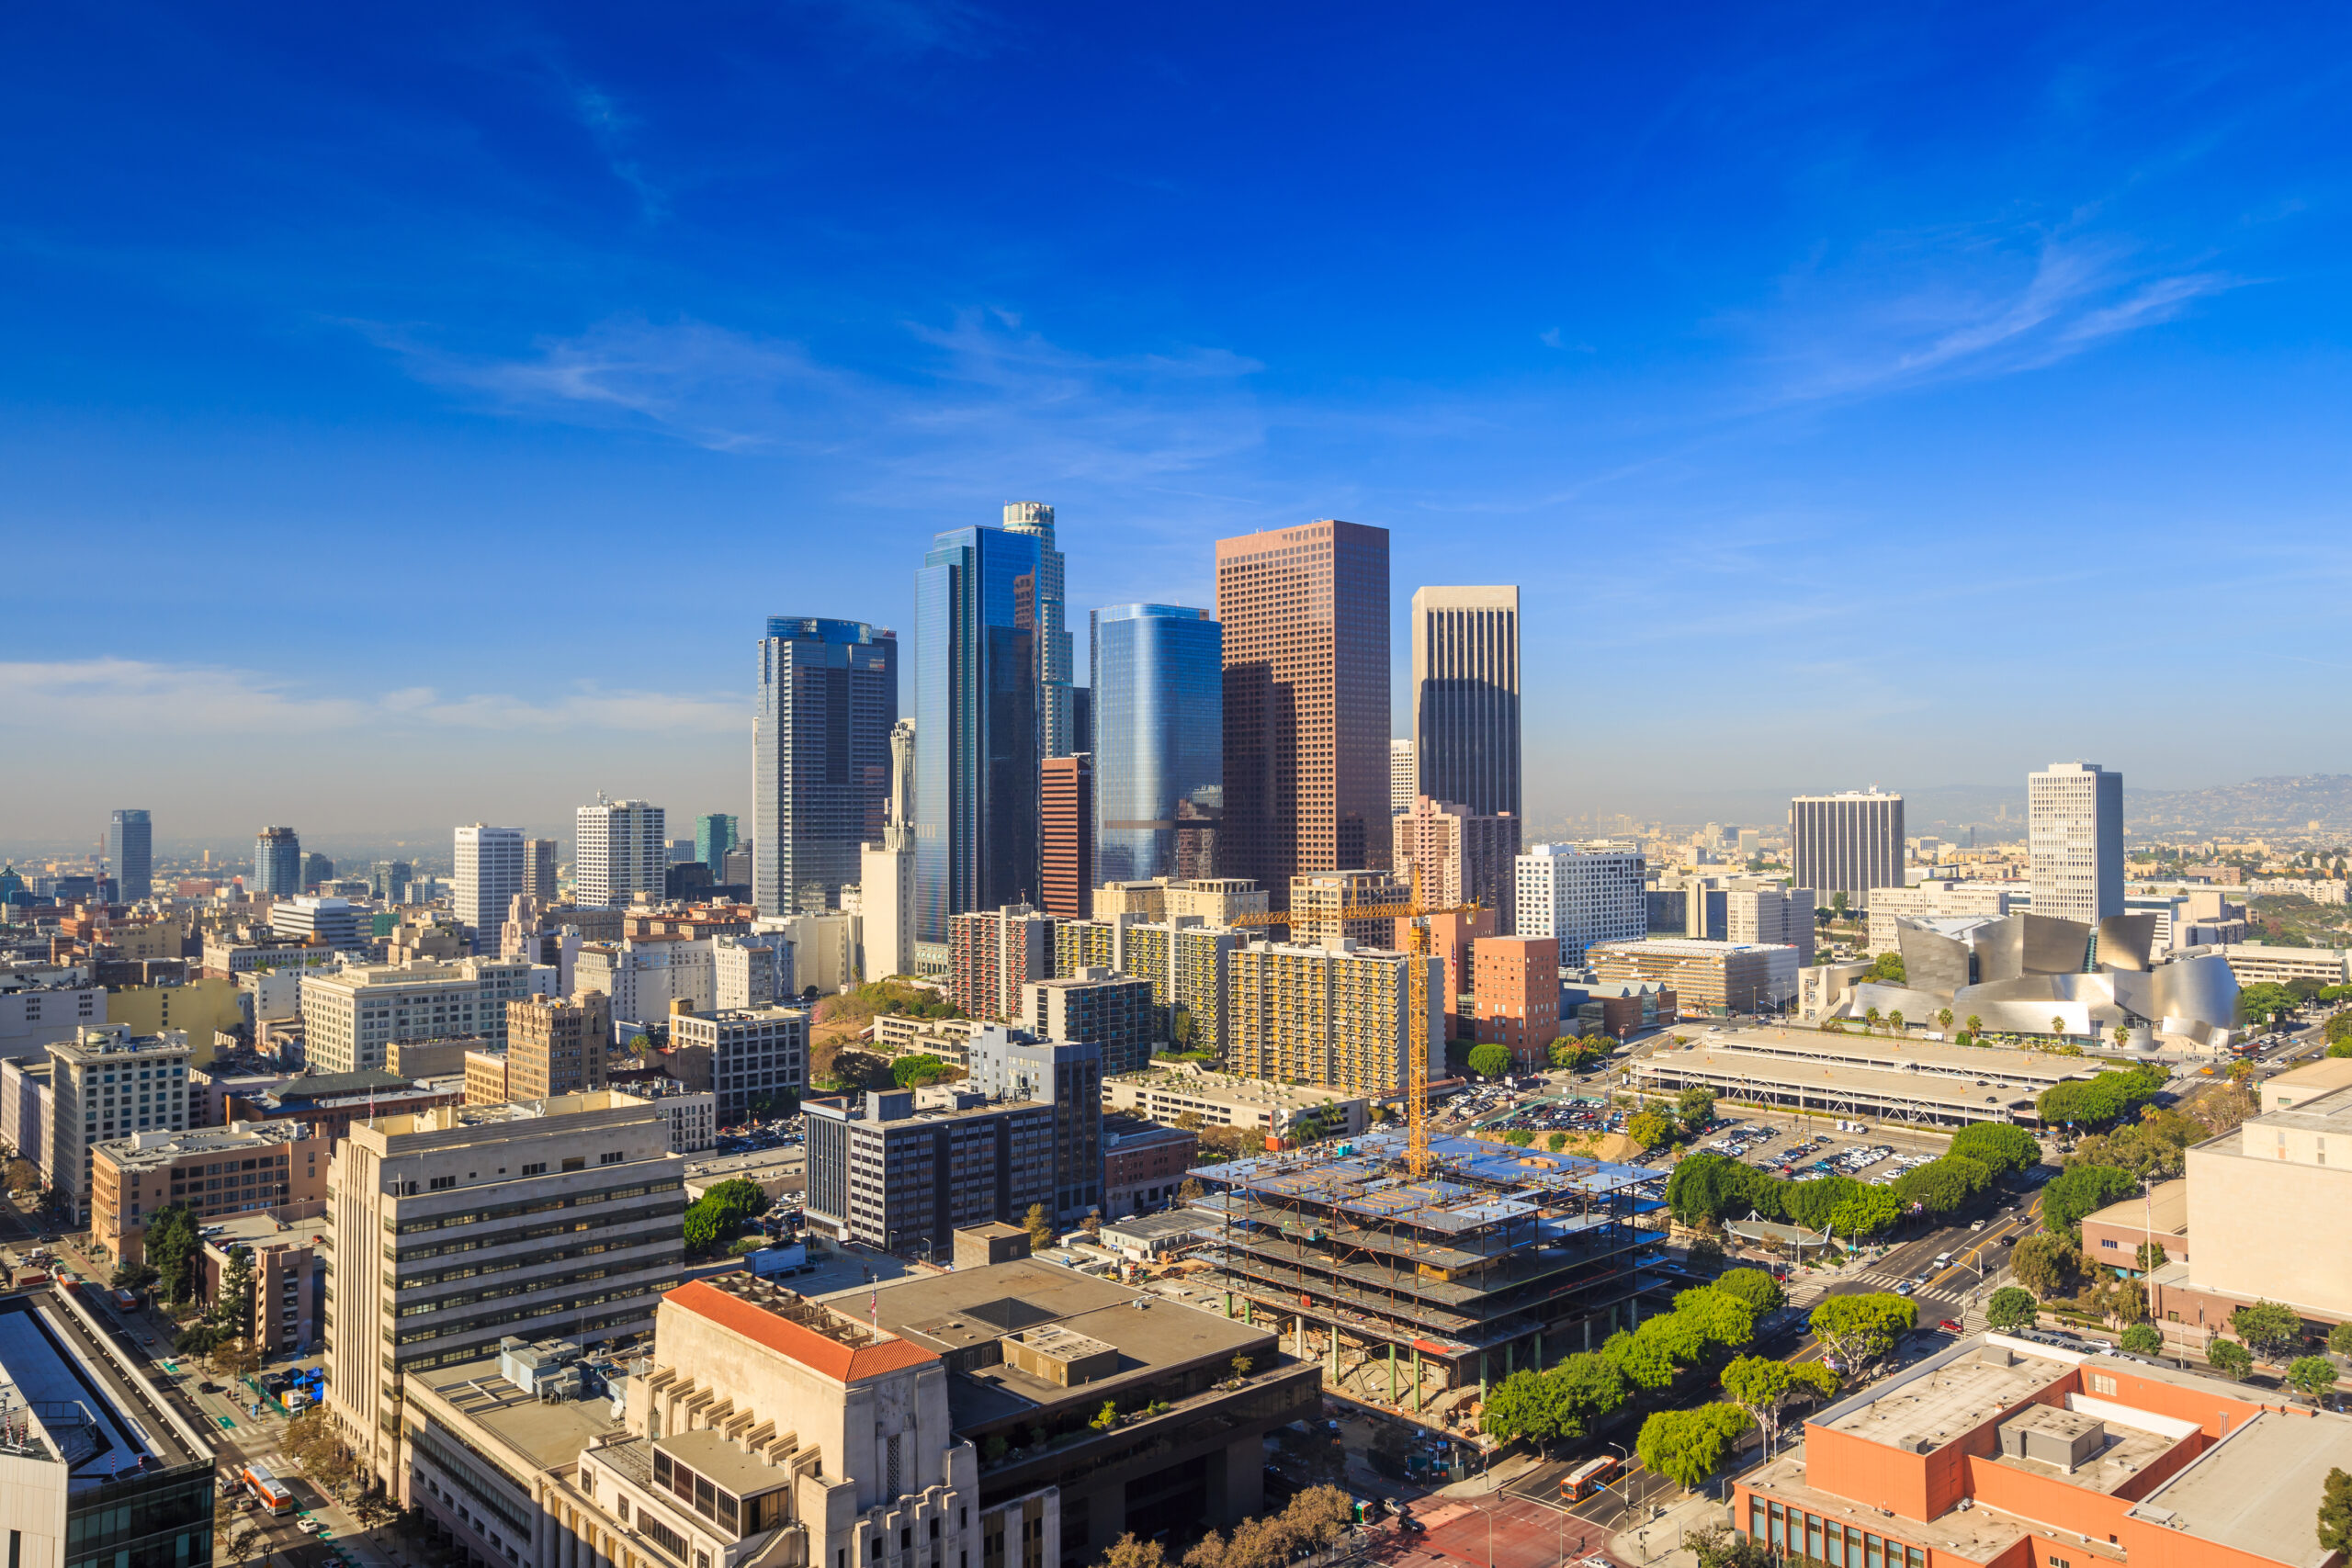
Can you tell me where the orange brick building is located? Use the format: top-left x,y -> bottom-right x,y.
1472,935 -> 1557,1064
1039,754 -> 1094,919
1739,1332 -> 2352,1567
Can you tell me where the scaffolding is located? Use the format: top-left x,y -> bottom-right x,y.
1184,1126 -> 1668,1424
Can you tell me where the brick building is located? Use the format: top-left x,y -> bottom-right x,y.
1102,1112 -> 1199,1218
1472,935 -> 1558,1063
1039,754 -> 1093,919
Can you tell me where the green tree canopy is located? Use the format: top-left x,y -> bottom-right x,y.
1023,1202 -> 1056,1251
1635,1404 -> 1752,1492
2328,1322 -> 2352,1357
1829,1186 -> 1903,1237
1671,1287 -> 1757,1355
1712,1268 -> 1785,1318
1782,1175 -> 1862,1233
2042,1164 -> 2140,1238
2319,1467 -> 2352,1556
143,1203 -> 202,1305
1985,1286 -> 2039,1333
1625,1110 -> 1674,1150
1893,1154 -> 1993,1217
2207,1337 -> 2253,1381
1600,1327 -> 1678,1390
1867,950 -> 1905,985
2231,1300 -> 2306,1361
1719,1355 -> 1838,1455
2288,1356 -> 2339,1399
2036,1066 -> 2167,1131
1676,1086 -> 1718,1131
2120,1322 -> 2164,1356
1948,1122 -> 2040,1176
1808,1293 -> 1917,1378
2010,1234 -> 2084,1299
1466,1043 -> 1512,1079
891,1053 -> 954,1088
2237,982 -> 2300,1027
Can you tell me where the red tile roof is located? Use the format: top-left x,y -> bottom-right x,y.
664,1280 -> 937,1382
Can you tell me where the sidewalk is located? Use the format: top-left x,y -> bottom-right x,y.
1607,1490 -> 1733,1568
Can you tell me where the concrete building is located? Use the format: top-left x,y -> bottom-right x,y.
668,1005 -> 809,1124
384,1036 -> 485,1079
1216,520 -> 1392,898
1389,738 -> 1416,815
0,1057 -> 50,1164
1408,585 -> 1520,822
803,1086 -> 1063,1250
1392,795 -> 1519,932
2216,942 -> 2350,987
1038,754 -> 1093,919
612,1079 -> 718,1154
227,1069 -> 465,1144
1589,938 -> 1799,1016
1287,868 -> 1405,949
1227,940 -> 1442,1101
755,911 -> 861,997
2030,761 -> 2124,926
949,905 -> 1054,1022
963,1029 -> 1103,1226
1514,842 -> 1645,964
1471,935 -> 1558,1060
254,825 -> 303,895
2249,875 -> 2351,904
575,939 -> 715,1032
454,825 -> 526,955
1724,884 -> 1816,964
1101,1112 -> 1200,1218
463,1046 -> 511,1105
43,1025 -> 195,1223
859,717 -> 919,981
199,1208 -> 327,1356
1051,915 -> 1238,1056
1089,877 -> 1267,926
1788,791 -> 1902,910
300,954 -> 553,1074
575,795 -> 668,909
326,1093 -> 687,1483
1865,879 -> 2014,953
0,970 -> 103,1056
1101,1065 -> 1370,1138
110,807 -> 153,901
1627,1028 -> 2090,1123
524,836 -> 560,901
507,990 -> 615,1099
89,1120 -> 322,1265
1091,604 -> 1223,886
1022,971 -> 1153,1076
270,894 -> 364,950
713,933 -> 781,1010
755,616 -> 899,918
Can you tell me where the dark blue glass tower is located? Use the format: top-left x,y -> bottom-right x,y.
755,618 -> 899,916
1090,604 -> 1223,886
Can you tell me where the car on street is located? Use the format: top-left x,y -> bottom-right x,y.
1939,1318 -> 1963,1334
1896,1280 -> 1915,1295
296,1520 -> 322,1535
1396,1517 -> 1425,1534
198,1382 -> 220,1393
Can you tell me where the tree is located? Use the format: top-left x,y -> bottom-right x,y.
1966,1014 -> 1984,1038
1894,1155 -> 1993,1217
2042,1165 -> 2140,1237
1720,1355 -> 1838,1456
1888,1009 -> 1905,1035
144,1202 -> 202,1304
2120,1323 -> 2164,1356
1830,1185 -> 1903,1236
215,1517 -> 263,1568
1867,951 -> 1905,986
2207,1337 -> 2253,1381
1809,1293 -> 1916,1378
1676,1086 -> 1718,1132
1636,1404 -> 1751,1492
1713,1268 -> 1785,1317
1177,1177 -> 1204,1201
2238,982 -> 2300,1028
2231,1299 -> 2306,1362
1481,1368 -> 1573,1450
1938,1009 -> 1955,1033
1686,1236 -> 1725,1275
211,1246 -> 255,1336
1985,1287 -> 2039,1333
1023,1203 -> 1056,1252
1673,1286 -> 1757,1354
3,1159 -> 39,1198
1948,1122 -> 2040,1177
891,1053 -> 954,1088
2320,1467 -> 2352,1556
2010,1235 -> 2082,1299
2328,1321 -> 2352,1357
1624,1110 -> 1673,1150
1466,1043 -> 1512,1079
2289,1356 -> 2340,1401
2135,1241 -> 2170,1274
2113,1024 -> 2132,1050
110,1260 -> 158,1292
2052,1016 -> 2067,1039
1600,1327 -> 1677,1390
1863,1006 -> 1883,1035
1685,1522 -> 1773,1568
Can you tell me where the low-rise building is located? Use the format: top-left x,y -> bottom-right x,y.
1101,1065 -> 1369,1136
389,1033 -> 498,1079
463,1046 -> 511,1105
300,955 -> 555,1075
871,1013 -> 980,1063
1865,879 -> 2014,953
2080,1178 -> 2187,1278
1097,1208 -> 1215,1260
681,1145 -> 805,1203
613,1080 -> 718,1155
1589,937 -> 1798,1015
0,1056 -> 50,1163
2217,942 -> 2350,988
90,1121 -> 322,1265
226,1068 -> 464,1143
668,1005 -> 808,1124
199,1208 -> 328,1356
1101,1112 -> 1198,1219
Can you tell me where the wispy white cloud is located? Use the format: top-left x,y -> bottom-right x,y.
0,660 -> 741,737
568,80 -> 665,220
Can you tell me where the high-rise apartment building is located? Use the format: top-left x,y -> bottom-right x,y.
1472,935 -> 1559,1058
505,989 -> 615,1099
1515,842 -> 1646,965
1216,520 -> 1391,900
575,795 -> 666,908
1052,916 -> 1238,1055
1227,940 -> 1442,1100
805,1084 -> 1060,1251
523,837 -> 559,900
1001,501 -> 1075,759
914,522 -> 1044,965
1288,869 -> 1406,948
2030,761 -> 2125,926
45,1024 -> 194,1223
300,956 -> 550,1075
1409,585 -> 1521,820
326,1094 -> 685,1482
1393,795 -> 1521,931
695,812 -> 739,872
754,616 -> 898,916
254,826 -> 303,895
1039,753 -> 1093,919
1024,970 -> 1154,1075
1091,604 -> 1224,885
949,904 -> 1054,1021
1789,791 -> 1904,910
453,824 -> 525,954
111,807 -> 153,900
1390,739 -> 1417,816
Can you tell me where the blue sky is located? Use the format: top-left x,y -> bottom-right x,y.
4,1 -> 2350,849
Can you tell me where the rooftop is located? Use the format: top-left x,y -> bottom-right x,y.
96,1121 -> 311,1170
0,1290 -> 204,1480
198,1209 -> 329,1253
1592,939 -> 1794,958
1107,1065 -> 1365,1106
2082,1178 -> 2188,1237
2130,1406 -> 2352,1562
1635,1047 -> 2039,1114
51,1027 -> 187,1063
665,1277 -> 934,1383
411,1355 -> 628,1472
1101,1210 -> 1214,1242
1819,1342 -> 2069,1452
1661,1026 -> 2091,1087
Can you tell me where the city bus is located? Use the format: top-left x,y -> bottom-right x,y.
1561,1455 -> 1619,1503
241,1462 -> 294,1516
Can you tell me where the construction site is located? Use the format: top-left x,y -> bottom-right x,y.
1182,1123 -> 1668,1434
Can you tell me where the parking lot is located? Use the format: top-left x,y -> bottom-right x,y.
1472,1093 -> 1628,1138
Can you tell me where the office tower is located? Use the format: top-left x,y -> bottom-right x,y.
520,837 -> 558,900
269,894 -> 364,950
574,794 -> 666,908
1725,885 -> 1818,964
965,1027 -> 1103,1224
1024,970 -> 1154,1076
505,990 -> 615,1099
326,1094 -> 684,1483
1393,795 -> 1521,930
712,932 -> 780,1009
2030,761 -> 2126,925
572,939 -> 716,1027
1216,520 -> 1391,897
370,858 -> 414,902
668,1003 -> 807,1122
1091,604 -> 1224,886
110,808 -> 152,900
1001,501 -> 1074,758
1227,940 -> 1442,1100
754,616 -> 899,916
1410,585 -> 1521,819
694,812 -> 739,871
453,824 -> 525,955
1288,868 -> 1406,948
1391,739 -> 1417,816
1516,842 -> 1647,964
807,1077 -> 1060,1250
1789,790 -> 1904,909
1039,754 -> 1094,919
859,718 -> 918,980
299,955 -> 548,1075
719,842 -> 754,886
303,852 -> 334,886
44,1024 -> 193,1223
1072,683 -> 1092,753
254,826 -> 303,895
914,521 -> 1044,963
949,905 -> 1054,1021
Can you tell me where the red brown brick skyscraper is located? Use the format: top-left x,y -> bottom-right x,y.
1039,753 -> 1093,919
1216,520 -> 1391,908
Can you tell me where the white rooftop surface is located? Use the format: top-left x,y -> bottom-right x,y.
1636,1047 -> 2037,1113
1822,1345 -> 2069,1452
2129,1407 -> 2352,1562
1682,1026 -> 2093,1087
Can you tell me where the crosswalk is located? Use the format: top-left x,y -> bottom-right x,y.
1847,1269 -> 1966,1303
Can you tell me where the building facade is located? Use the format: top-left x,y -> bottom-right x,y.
1392,795 -> 1519,931
1038,754 -> 1093,919
523,838 -> 560,901
1789,791 -> 1903,910
949,906 -> 1055,1022
1389,739 -> 1416,816
300,956 -> 551,1075
1101,1113 -> 1200,1218
1589,939 -> 1799,1016
1514,842 -> 1645,964
1724,885 -> 1817,964
110,807 -> 153,901
1408,585 -> 1520,820
1001,502 -> 1074,760
1023,971 -> 1153,1077
2030,761 -> 2125,925
1216,520 -> 1391,900
1090,604 -> 1224,886
1227,940 -> 1442,1100
454,825 -> 526,955
695,813 -> 739,874
964,1029 -> 1103,1225
254,826 -> 303,896
575,796 -> 667,909
804,1086 -> 1062,1248
90,1121 -> 322,1265
506,990 -> 615,1099
1287,869 -> 1406,949
44,1025 -> 195,1223
755,617 -> 899,917
1472,935 -> 1559,1058
668,1005 -> 808,1124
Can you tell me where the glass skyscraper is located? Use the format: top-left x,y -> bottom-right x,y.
755,618 -> 898,916
111,807 -> 153,900
1091,604 -> 1223,885
695,813 -> 740,871
913,524 -> 1042,963
254,826 -> 303,895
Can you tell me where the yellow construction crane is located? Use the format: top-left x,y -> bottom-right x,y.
1227,874 -> 1479,1177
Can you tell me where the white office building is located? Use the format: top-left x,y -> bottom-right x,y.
270,895 -> 364,951
1725,885 -> 1817,964
574,795 -> 666,908
1390,739 -> 1417,816
1515,842 -> 1646,965
299,956 -> 556,1075
574,939 -> 716,1031
713,933 -> 782,1010
453,824 -> 526,954
1789,791 -> 1904,910
2030,761 -> 2124,925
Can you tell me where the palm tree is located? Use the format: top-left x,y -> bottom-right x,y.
2052,1015 -> 2067,1040
1889,1009 -> 1905,1036
1938,1008 -> 1954,1033
1965,1013 -> 1983,1038
1864,1006 -> 1883,1035
2113,1023 -> 2132,1050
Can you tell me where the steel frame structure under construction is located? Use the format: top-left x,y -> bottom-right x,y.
1185,1126 -> 1666,1417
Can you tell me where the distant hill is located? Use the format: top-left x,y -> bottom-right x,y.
2126,775 -> 2352,840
